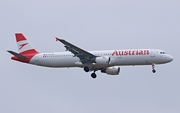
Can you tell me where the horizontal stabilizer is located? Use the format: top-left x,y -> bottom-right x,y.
7,50 -> 27,59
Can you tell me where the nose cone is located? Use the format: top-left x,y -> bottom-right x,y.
167,55 -> 173,62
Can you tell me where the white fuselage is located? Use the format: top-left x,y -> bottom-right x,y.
29,49 -> 173,68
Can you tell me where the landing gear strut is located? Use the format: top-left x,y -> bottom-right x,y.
152,64 -> 156,73
91,72 -> 97,79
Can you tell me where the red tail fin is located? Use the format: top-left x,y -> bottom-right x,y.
15,33 -> 38,55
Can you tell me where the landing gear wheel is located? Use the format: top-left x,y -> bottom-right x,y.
152,69 -> 156,73
84,66 -> 89,72
91,73 -> 97,79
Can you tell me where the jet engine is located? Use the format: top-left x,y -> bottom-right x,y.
101,66 -> 120,75
95,56 -> 110,65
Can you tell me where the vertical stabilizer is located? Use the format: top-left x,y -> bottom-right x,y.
15,33 -> 38,55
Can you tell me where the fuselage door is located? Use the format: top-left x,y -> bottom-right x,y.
150,50 -> 155,58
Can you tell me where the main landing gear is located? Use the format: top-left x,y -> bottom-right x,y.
84,66 -> 89,72
91,72 -> 97,79
152,63 -> 156,73
84,66 -> 97,79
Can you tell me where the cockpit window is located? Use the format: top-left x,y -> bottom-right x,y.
160,52 -> 166,54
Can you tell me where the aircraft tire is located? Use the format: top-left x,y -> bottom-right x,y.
84,66 -> 89,72
91,73 -> 97,79
152,69 -> 156,73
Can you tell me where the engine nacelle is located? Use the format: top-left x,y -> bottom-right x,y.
95,56 -> 110,65
101,66 -> 120,75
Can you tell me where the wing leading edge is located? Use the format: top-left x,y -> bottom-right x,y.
55,38 -> 96,64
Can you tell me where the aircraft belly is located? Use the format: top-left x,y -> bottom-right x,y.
55,57 -> 78,67
29,54 -> 79,67
42,58 -> 76,67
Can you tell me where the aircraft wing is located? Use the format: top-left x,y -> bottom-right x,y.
56,38 -> 96,64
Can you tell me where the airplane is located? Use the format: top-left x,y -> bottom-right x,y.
8,33 -> 173,79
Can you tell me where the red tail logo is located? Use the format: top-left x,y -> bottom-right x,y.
19,43 -> 28,50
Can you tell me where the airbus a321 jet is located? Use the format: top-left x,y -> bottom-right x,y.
8,33 -> 173,79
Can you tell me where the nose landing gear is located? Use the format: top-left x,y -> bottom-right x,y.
152,63 -> 156,73
152,69 -> 156,73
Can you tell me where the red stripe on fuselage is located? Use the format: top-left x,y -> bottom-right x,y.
11,49 -> 39,63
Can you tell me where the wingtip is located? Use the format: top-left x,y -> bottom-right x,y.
55,37 -> 60,41
7,50 -> 11,53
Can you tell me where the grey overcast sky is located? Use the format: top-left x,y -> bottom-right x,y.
0,0 -> 180,113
